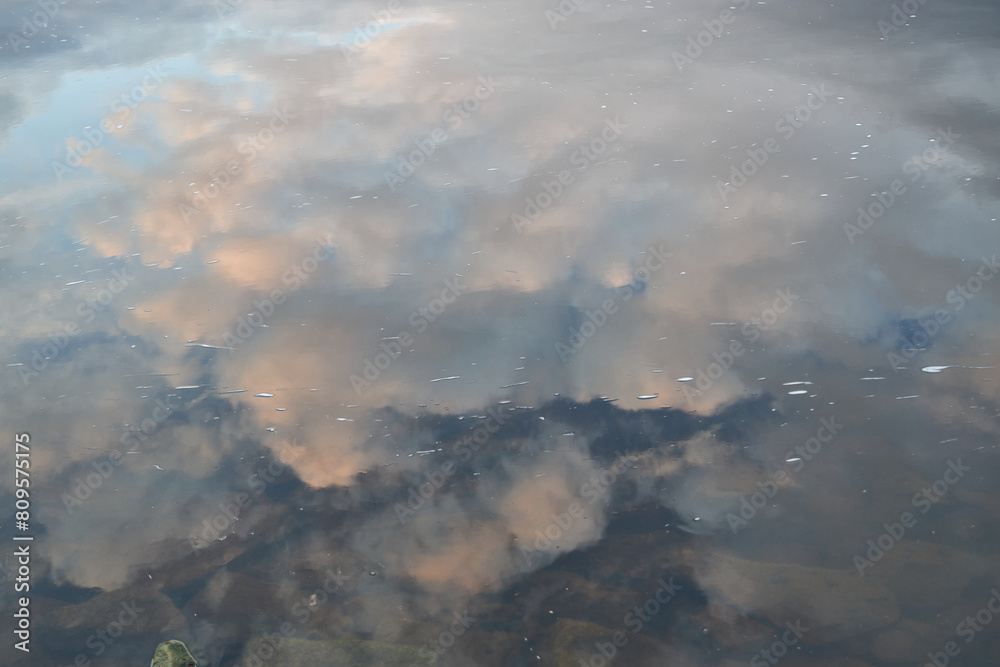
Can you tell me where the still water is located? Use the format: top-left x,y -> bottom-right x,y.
1,0 -> 999,665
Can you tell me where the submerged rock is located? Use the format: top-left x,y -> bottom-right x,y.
543,618 -> 679,666
866,541 -> 989,609
696,602 -> 775,649
689,550 -> 899,644
151,640 -> 197,667
37,585 -> 187,654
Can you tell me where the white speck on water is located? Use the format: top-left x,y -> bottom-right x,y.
637,394 -> 658,400
922,366 -> 954,373
153,465 -> 164,470
895,395 -> 919,400
255,392 -> 275,397
430,376 -> 460,382
788,390 -> 809,395
861,377 -> 885,380
782,381 -> 813,386
677,377 -> 694,382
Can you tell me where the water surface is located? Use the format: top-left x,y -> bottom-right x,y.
2,0 -> 1000,665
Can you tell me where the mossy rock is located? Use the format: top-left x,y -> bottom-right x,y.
151,640 -> 197,667
692,550 -> 900,643
240,636 -> 430,666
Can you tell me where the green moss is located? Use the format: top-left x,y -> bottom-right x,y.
150,640 -> 197,667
